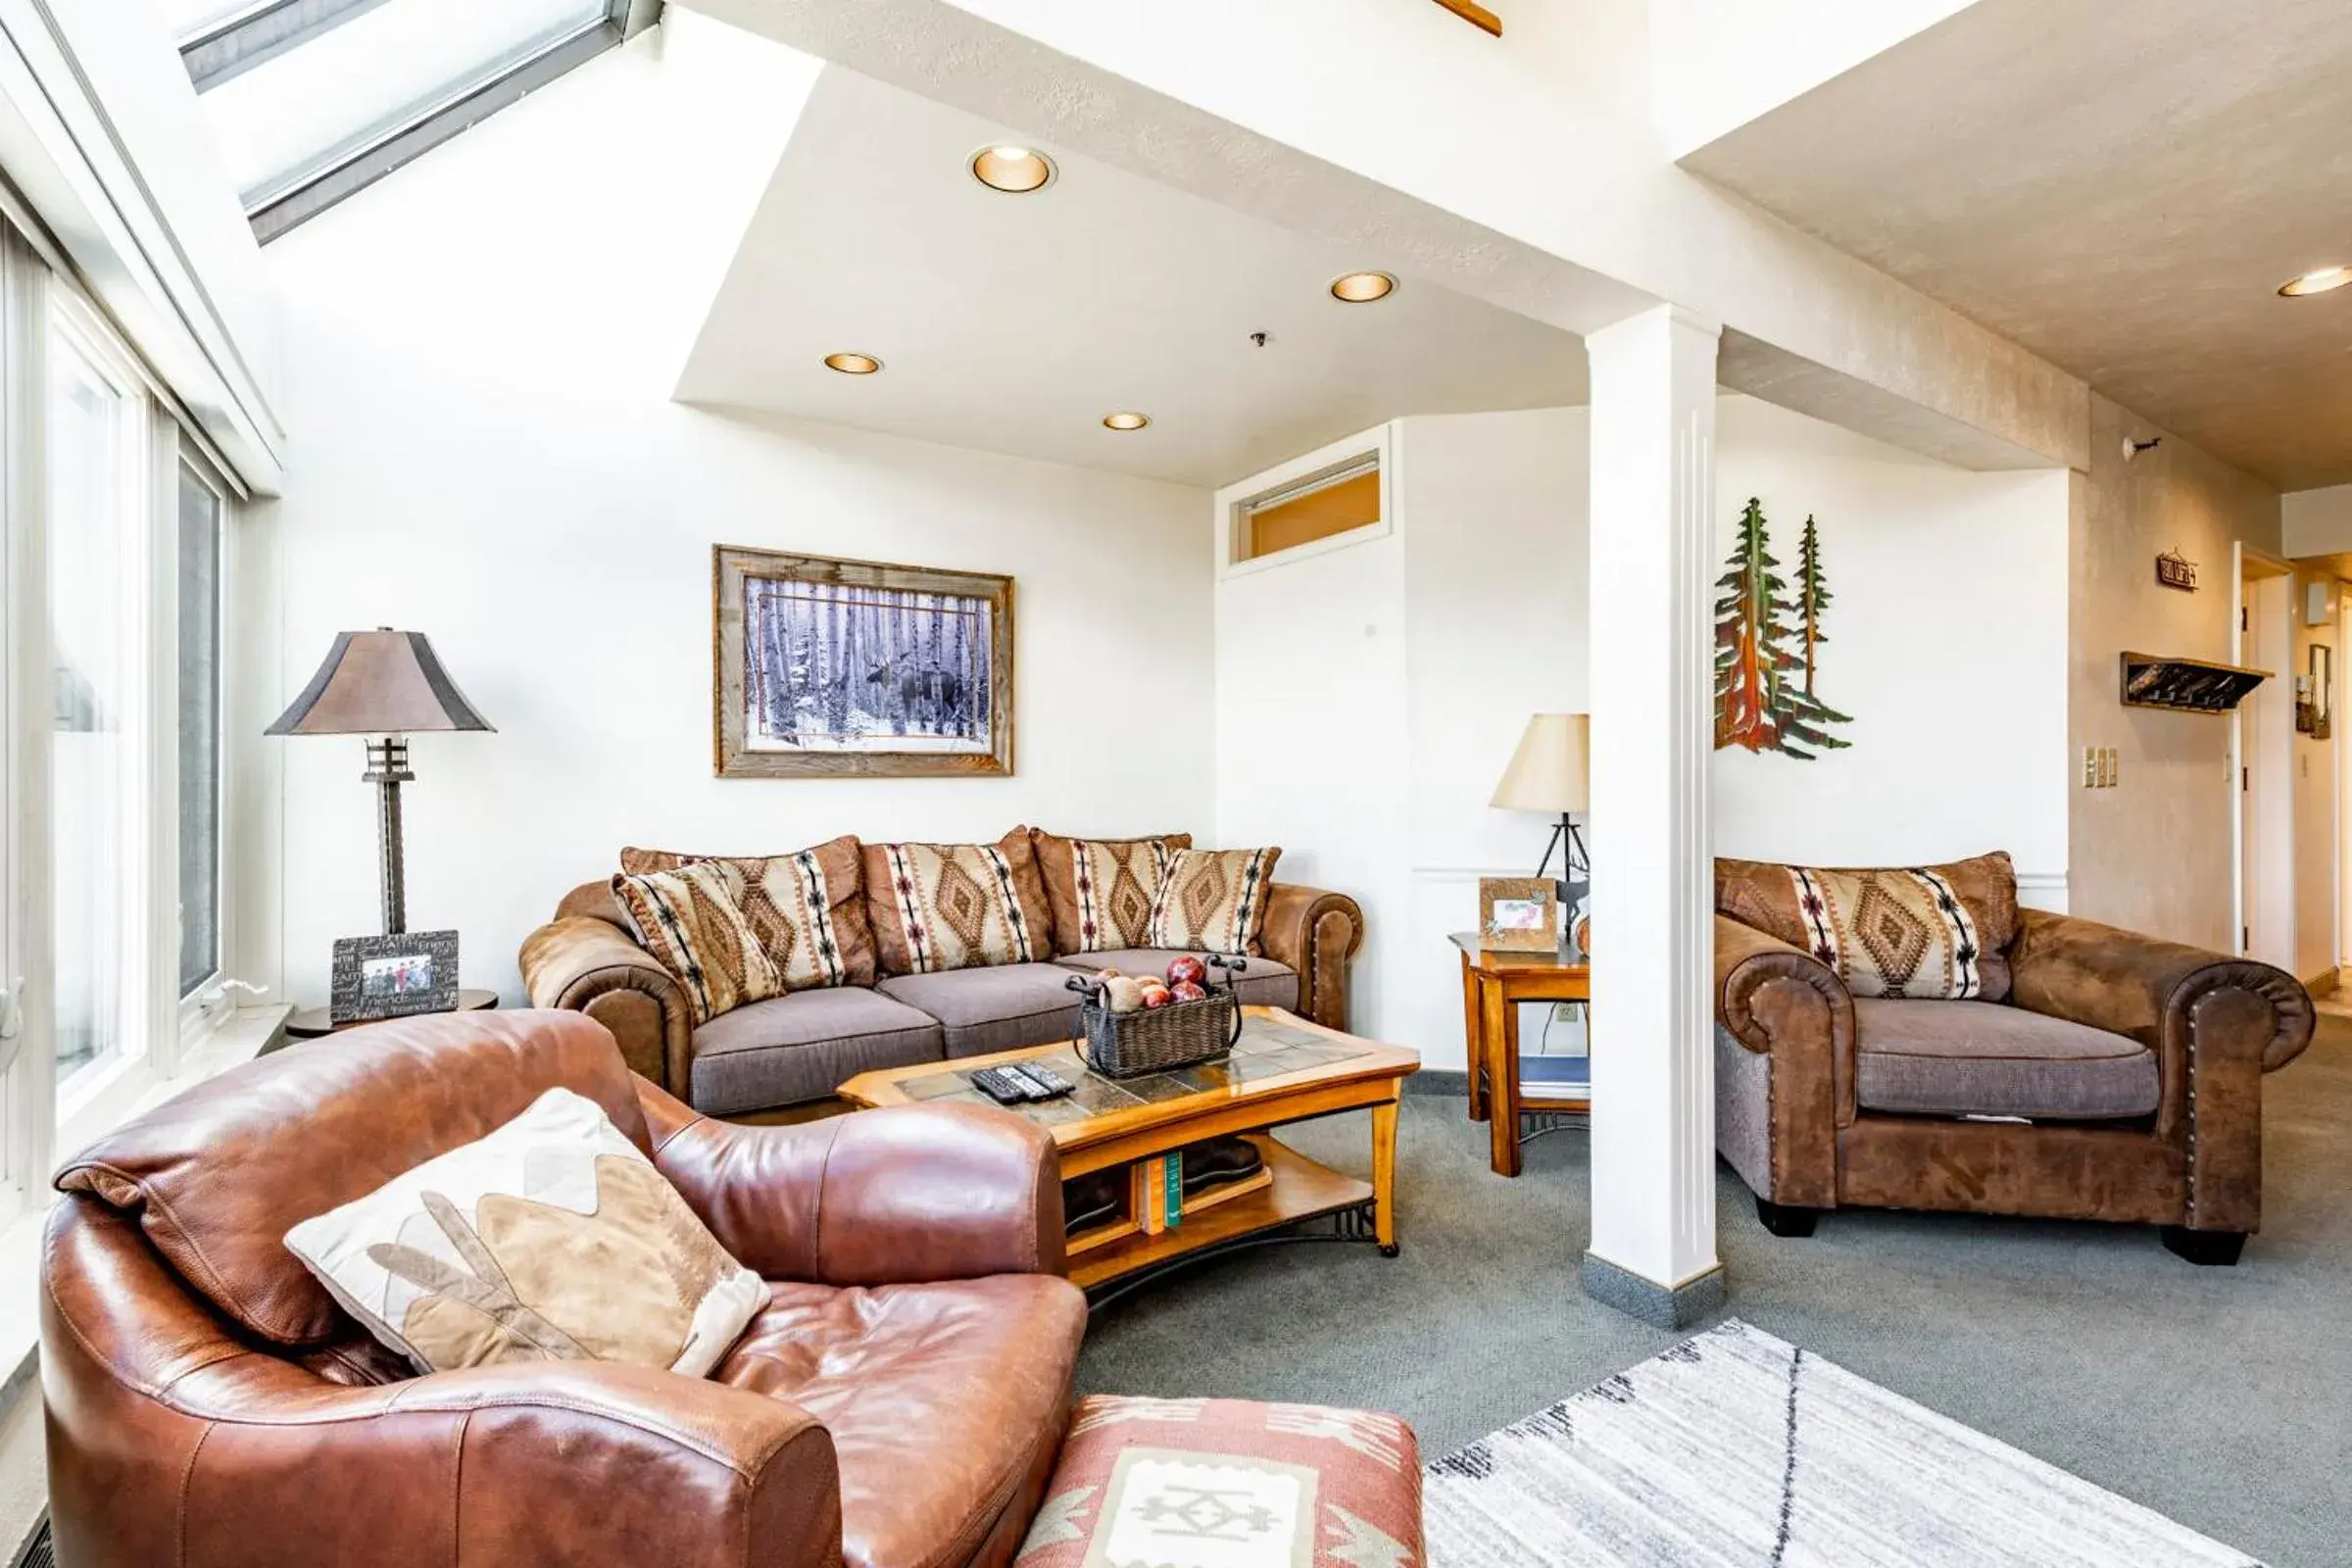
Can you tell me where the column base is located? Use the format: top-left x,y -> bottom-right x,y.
1581,1251 -> 1727,1329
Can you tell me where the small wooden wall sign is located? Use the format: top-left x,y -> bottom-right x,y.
2155,550 -> 2198,592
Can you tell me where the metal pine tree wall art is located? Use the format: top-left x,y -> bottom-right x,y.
713,546 -> 1015,777
1712,498 -> 1852,760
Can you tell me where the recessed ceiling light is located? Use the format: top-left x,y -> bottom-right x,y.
1330,270 -> 1397,304
1102,412 -> 1151,431
2279,265 -> 2352,298
823,352 -> 882,374
970,145 -> 1056,194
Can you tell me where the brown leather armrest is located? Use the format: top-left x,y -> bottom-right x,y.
2010,906 -> 2313,1146
519,915 -> 691,1094
637,1079 -> 1068,1284
1714,914 -> 1856,1191
1257,882 -> 1364,1031
41,1196 -> 841,1568
1715,914 -> 1850,1055
2009,908 -> 2312,1072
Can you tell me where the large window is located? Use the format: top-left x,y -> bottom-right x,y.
173,0 -> 656,240
177,462 -> 223,1001
47,318 -> 145,1100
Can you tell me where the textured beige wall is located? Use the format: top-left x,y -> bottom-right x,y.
2071,395 -> 2282,951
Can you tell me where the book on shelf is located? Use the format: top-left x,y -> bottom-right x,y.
1130,1152 -> 1186,1233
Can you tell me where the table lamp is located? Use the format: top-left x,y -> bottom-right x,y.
1491,712 -> 1589,885
267,629 -> 493,935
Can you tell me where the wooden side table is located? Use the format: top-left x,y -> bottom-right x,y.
286,988 -> 499,1041
1453,933 -> 1590,1177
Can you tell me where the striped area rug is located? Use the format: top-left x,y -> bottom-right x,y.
1424,1319 -> 2262,1567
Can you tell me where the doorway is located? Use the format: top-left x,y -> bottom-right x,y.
2237,554 -> 2293,966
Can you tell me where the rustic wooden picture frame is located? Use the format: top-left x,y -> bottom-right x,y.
713,545 -> 1015,778
1478,877 -> 1562,952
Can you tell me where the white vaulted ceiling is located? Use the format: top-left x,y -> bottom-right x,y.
1684,0 -> 2352,491
671,66 -> 1588,488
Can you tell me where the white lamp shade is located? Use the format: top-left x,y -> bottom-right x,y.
1491,712 -> 1590,812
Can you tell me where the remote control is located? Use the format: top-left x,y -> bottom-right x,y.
971,1066 -> 1038,1104
1010,1062 -> 1074,1099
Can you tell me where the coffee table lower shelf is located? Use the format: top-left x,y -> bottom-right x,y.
1069,1137 -> 1382,1307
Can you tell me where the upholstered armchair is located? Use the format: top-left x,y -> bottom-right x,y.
1715,859 -> 2314,1264
42,1010 -> 1084,1567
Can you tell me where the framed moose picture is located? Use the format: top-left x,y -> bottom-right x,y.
713,546 -> 1015,778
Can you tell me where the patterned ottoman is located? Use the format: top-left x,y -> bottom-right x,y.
1016,1395 -> 1423,1568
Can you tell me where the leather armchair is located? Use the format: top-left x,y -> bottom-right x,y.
1715,906 -> 2314,1262
42,1009 -> 1085,1568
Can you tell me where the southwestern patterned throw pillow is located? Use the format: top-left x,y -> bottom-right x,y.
283,1088 -> 764,1380
1715,851 -> 2020,1002
861,829 -> 1054,975
1031,829 -> 1193,955
612,859 -> 784,1024
619,834 -> 875,991
1015,1395 -> 1422,1568
1147,846 -> 1282,956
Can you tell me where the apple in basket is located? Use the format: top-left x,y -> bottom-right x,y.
1164,956 -> 1207,989
1141,985 -> 1176,1009
1170,980 -> 1208,1003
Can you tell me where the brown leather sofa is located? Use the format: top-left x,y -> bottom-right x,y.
1716,905 -> 2314,1263
521,868 -> 1364,1116
41,1010 -> 1086,1568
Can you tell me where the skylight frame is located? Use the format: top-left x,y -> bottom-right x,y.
178,0 -> 662,242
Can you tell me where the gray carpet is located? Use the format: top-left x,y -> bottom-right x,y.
1076,1016 -> 2352,1568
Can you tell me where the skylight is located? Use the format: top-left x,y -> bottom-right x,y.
172,0 -> 658,241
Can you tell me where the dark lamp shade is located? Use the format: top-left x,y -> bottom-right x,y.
266,629 -> 494,736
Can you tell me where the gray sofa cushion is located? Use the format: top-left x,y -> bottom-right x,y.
1053,951 -> 1299,1011
876,963 -> 1085,1058
1854,998 -> 2159,1120
689,988 -> 944,1113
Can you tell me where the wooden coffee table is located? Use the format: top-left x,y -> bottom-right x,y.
839,1007 -> 1418,1304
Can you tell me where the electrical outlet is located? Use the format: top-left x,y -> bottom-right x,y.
1551,1002 -> 1579,1025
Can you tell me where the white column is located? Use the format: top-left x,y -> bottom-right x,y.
1582,304 -> 1724,1326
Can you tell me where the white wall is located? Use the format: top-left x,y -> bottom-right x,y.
1712,395 -> 2072,897
1214,411 -> 1587,1070
1397,409 -> 1590,1070
1219,397 -> 2072,1068
1649,0 -> 1980,157
258,31 -> 1213,1006
1213,429 -> 1412,1037
2283,482 -> 2352,556
0,1388 -> 38,1564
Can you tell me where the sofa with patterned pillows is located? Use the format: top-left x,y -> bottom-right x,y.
1713,850 -> 2315,1262
520,826 -> 1364,1114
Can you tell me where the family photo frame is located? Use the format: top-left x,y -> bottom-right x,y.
329,929 -> 461,1024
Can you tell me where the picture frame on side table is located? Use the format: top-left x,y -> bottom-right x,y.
713,545 -> 1015,778
331,930 -> 461,1023
1478,877 -> 1562,952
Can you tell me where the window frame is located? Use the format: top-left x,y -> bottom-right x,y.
1216,424 -> 1396,580
45,291 -> 167,1146
178,0 -> 662,242
172,452 -> 233,1048
0,228 -> 50,1223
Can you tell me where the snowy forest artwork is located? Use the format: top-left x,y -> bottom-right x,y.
715,548 -> 1014,777
1713,498 -> 1852,760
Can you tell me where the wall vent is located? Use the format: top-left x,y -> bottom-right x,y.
10,1517 -> 53,1568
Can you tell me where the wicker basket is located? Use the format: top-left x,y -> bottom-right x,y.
1064,956 -> 1248,1078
